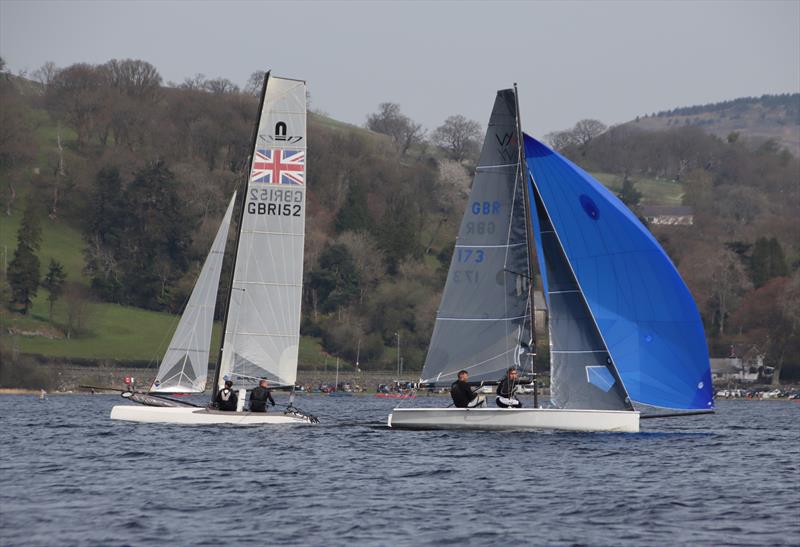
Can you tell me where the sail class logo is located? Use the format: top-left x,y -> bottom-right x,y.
251,149 -> 305,185
496,131 -> 517,162
266,121 -> 303,144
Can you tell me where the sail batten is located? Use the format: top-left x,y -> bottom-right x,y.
524,134 -> 713,410
150,194 -> 236,394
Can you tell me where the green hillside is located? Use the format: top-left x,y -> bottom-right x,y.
0,182 -> 329,365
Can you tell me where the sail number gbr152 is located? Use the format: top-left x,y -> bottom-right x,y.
248,187 -> 303,217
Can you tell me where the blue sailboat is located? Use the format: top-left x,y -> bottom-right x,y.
389,86 -> 713,432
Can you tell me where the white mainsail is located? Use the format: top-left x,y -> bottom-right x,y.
150,193 -> 236,393
218,75 -> 307,389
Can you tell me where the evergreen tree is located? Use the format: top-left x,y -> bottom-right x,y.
87,167 -> 125,247
84,166 -> 125,301
120,161 -> 192,309
750,237 -> 789,288
334,181 -> 371,233
41,259 -> 66,320
376,193 -> 418,273
307,244 -> 361,312
767,237 -> 789,278
7,199 -> 42,313
618,175 -> 642,207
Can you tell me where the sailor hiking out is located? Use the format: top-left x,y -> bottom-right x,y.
496,367 -> 522,408
450,370 -> 486,408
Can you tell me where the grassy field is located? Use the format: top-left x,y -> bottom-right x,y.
0,204 -> 89,287
2,288 -> 330,365
591,172 -> 684,205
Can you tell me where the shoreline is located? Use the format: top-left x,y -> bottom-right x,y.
2,387 -> 797,401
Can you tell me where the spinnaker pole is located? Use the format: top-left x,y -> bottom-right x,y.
513,83 -> 539,409
211,71 -> 271,401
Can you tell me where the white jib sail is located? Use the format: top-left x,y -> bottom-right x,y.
150,193 -> 237,393
218,75 -> 307,389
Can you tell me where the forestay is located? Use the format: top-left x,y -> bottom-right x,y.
421,90 -> 533,386
218,75 -> 307,389
151,194 -> 236,393
524,135 -> 713,410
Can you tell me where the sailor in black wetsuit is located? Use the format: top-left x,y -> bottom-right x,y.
496,367 -> 522,408
250,379 -> 276,412
450,370 -> 485,408
215,380 -> 238,411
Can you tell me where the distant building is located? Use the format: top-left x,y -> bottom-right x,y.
641,205 -> 694,226
711,355 -> 773,383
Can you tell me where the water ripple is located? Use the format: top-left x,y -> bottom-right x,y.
0,396 -> 798,546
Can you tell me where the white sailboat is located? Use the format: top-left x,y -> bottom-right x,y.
388,87 -> 714,432
110,73 -> 315,425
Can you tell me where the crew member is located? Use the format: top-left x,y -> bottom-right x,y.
450,370 -> 485,408
496,367 -> 522,408
250,379 -> 276,412
215,380 -> 238,411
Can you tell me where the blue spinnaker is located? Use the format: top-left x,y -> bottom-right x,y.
524,134 -> 713,410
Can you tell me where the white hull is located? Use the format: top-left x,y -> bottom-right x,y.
388,407 -> 639,433
110,405 -> 313,425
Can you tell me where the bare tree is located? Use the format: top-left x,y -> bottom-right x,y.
204,77 -> 239,94
366,103 -> 425,156
32,61 -> 59,90
180,73 -> 207,90
682,245 -> 750,337
50,125 -> 66,218
244,70 -> 266,95
46,63 -> 107,147
573,119 -> 607,149
545,130 -> 576,151
544,119 -> 606,154
104,59 -> 162,102
64,286 -> 91,339
432,115 -> 481,162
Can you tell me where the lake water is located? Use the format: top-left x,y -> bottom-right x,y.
1,395 -> 798,546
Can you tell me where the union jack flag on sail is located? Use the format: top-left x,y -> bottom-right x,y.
250,149 -> 305,185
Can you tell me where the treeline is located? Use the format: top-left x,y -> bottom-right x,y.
649,93 -> 800,119
550,122 -> 800,381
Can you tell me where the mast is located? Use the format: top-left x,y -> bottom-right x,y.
211,71 -> 270,401
513,83 -> 539,409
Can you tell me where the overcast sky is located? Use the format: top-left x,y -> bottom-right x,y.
2,0 -> 798,136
